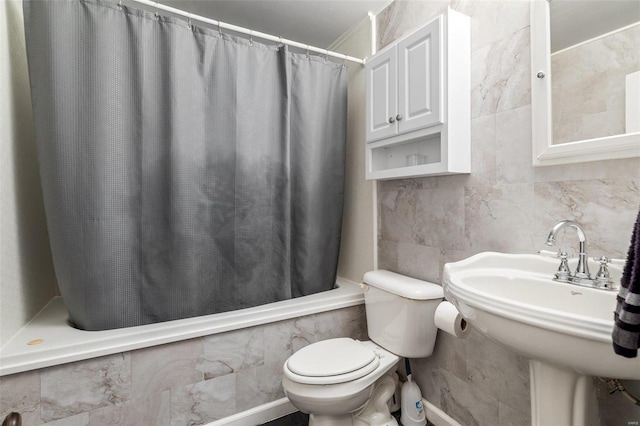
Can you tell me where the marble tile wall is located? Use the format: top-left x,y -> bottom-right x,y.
376,1 -> 640,425
0,305 -> 367,426
552,25 -> 640,144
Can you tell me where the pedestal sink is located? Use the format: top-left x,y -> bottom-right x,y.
442,252 -> 639,426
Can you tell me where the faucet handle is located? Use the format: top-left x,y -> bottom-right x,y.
539,249 -> 566,258
606,257 -> 626,266
593,256 -> 615,289
539,250 -> 571,281
554,251 -> 571,282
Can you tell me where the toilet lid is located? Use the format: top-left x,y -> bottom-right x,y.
286,338 -> 378,382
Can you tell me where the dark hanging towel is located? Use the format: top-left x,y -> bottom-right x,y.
613,208 -> 640,358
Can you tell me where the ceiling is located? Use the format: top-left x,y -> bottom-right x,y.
550,0 -> 640,52
159,0 -> 390,49
140,1 -> 639,53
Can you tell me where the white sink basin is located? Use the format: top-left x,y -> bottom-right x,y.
443,252 -> 639,426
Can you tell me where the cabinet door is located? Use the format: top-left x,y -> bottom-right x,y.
365,46 -> 397,142
397,16 -> 443,134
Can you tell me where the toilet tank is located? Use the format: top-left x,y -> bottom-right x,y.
363,270 -> 444,358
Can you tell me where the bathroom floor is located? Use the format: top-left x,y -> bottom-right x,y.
261,410 -> 434,426
261,411 -> 309,425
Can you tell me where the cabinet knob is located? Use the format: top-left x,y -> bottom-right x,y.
388,116 -> 395,123
396,114 -> 402,121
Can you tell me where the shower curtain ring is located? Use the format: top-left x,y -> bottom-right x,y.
117,0 -> 123,10
306,45 -> 310,60
249,29 -> 254,46
343,54 -> 348,67
217,21 -> 223,38
324,49 -> 329,63
187,13 -> 192,30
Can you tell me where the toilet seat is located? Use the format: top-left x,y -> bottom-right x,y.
284,338 -> 381,385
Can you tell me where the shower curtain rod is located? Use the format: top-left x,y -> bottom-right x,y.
127,0 -> 366,65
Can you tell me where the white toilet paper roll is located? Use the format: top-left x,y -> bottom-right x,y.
434,301 -> 468,338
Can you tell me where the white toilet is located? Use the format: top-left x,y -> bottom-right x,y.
282,270 -> 444,426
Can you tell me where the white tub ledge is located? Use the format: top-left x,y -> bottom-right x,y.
0,277 -> 364,376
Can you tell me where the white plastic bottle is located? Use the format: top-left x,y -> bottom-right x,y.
400,374 -> 427,426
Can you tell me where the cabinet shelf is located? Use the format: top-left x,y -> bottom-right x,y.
365,8 -> 470,180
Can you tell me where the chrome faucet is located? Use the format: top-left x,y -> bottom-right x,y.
541,220 -> 619,291
545,220 -> 591,282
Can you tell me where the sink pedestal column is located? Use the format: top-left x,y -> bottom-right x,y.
529,360 -> 597,426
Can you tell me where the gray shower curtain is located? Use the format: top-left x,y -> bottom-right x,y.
23,0 -> 347,330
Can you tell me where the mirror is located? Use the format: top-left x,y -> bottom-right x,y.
530,0 -> 640,166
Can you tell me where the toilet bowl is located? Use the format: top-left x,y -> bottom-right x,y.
282,270 -> 444,426
283,339 -> 400,419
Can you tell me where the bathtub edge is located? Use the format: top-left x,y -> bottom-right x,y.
0,277 -> 364,376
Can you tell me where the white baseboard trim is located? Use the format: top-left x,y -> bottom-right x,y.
424,399 -> 462,426
206,397 -> 297,426
205,396 -> 455,426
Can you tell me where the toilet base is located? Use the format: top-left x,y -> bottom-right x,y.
306,374 -> 399,426
309,413 -> 354,426
309,414 -> 398,426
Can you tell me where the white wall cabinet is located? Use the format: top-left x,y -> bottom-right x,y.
366,47 -> 397,142
365,9 -> 470,180
367,17 -> 442,142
